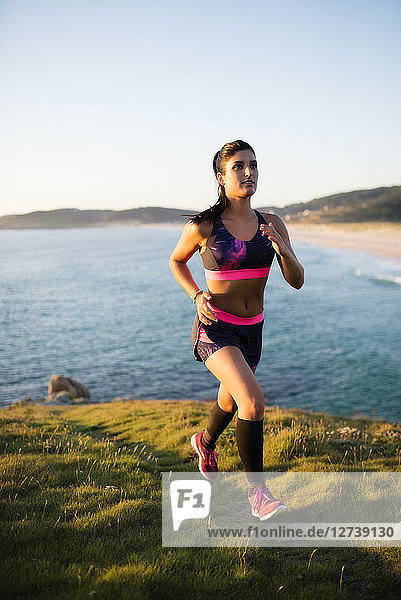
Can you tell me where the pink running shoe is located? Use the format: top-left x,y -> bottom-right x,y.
248,483 -> 287,520
191,431 -> 219,480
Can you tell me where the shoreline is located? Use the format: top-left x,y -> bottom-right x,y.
7,395 -> 398,424
159,220 -> 401,261
287,221 -> 401,259
2,220 -> 401,260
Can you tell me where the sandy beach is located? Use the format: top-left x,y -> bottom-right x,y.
162,219 -> 401,260
287,221 -> 401,259
113,220 -> 401,260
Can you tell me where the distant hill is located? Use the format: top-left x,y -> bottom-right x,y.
0,207 -> 197,229
0,186 -> 400,228
260,185 -> 401,223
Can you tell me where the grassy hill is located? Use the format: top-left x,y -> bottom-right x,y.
0,206 -> 197,229
0,186 -> 400,228
265,186 -> 401,223
1,398 -> 401,599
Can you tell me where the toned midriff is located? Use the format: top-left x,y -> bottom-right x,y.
205,276 -> 268,317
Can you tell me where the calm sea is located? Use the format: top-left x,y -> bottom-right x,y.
1,226 -> 400,421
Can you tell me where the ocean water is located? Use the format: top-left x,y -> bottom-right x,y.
0,226 -> 400,422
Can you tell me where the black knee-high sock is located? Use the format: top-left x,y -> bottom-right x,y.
236,416 -> 265,489
201,401 -> 237,450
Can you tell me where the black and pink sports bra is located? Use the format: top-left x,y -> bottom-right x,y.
200,209 -> 276,281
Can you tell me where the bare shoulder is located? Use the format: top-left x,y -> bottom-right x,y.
198,218 -> 214,241
182,218 -> 213,245
260,211 -> 286,230
169,218 -> 214,263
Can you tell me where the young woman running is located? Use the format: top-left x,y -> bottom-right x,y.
169,140 -> 304,520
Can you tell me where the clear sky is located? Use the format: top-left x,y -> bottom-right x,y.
0,0 -> 400,216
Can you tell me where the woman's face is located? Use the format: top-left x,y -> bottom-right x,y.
217,149 -> 258,199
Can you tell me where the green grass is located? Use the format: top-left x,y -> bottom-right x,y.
1,399 -> 401,600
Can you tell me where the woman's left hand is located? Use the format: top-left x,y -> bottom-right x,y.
260,222 -> 290,258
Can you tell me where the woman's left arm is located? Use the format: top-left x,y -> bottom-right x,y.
261,214 -> 304,289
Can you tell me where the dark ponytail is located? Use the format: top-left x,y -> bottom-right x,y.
181,139 -> 256,224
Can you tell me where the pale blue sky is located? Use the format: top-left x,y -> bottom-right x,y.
0,0 -> 400,216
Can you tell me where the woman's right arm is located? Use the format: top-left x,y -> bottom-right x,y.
168,221 -> 218,325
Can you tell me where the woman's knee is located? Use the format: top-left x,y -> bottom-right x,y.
228,375 -> 265,420
217,384 -> 237,413
232,368 -> 265,419
238,394 -> 265,420
238,367 -> 265,421
219,392 -> 264,420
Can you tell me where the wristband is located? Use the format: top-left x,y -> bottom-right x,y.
192,289 -> 203,304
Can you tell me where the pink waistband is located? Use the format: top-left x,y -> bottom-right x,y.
207,302 -> 264,325
204,267 -> 270,280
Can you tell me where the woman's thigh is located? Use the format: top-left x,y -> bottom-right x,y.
205,346 -> 265,420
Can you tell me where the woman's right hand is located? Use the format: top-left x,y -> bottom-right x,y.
196,291 -> 218,325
